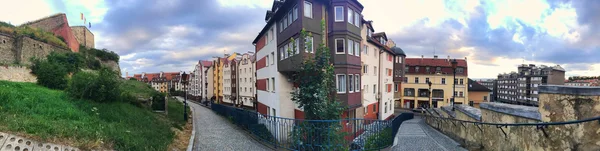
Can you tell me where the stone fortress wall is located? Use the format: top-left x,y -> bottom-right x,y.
70,26 -> 94,49
425,85 -> 600,151
0,33 -> 70,65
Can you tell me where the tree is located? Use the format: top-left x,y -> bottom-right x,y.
288,19 -> 347,150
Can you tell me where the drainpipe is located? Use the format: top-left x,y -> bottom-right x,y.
378,48 -> 383,120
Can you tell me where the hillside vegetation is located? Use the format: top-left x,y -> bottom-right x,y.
0,81 -> 186,150
0,21 -> 68,48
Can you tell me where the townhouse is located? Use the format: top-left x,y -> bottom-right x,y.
223,58 -> 238,106
134,71 -> 183,94
213,57 -> 226,103
237,53 -> 257,109
401,56 -> 469,109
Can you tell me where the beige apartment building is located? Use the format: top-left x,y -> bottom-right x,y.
402,56 -> 469,109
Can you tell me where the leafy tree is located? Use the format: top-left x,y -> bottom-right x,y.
67,68 -> 121,102
46,52 -> 85,73
288,19 -> 347,150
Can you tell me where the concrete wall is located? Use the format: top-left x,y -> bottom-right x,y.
424,85 -> 600,150
70,26 -> 94,48
0,66 -> 36,83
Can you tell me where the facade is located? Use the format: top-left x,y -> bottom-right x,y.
190,60 -> 213,100
238,53 -> 257,108
402,56 -> 469,109
206,64 -> 215,100
223,58 -> 238,106
496,64 -> 566,106
359,21 -> 380,120
565,79 -> 599,87
467,78 -> 492,108
253,0 -> 369,119
134,72 -> 182,94
477,79 -> 496,102
70,26 -> 95,49
213,58 -> 226,103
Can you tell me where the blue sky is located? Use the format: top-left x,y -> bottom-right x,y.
1,0 -> 599,78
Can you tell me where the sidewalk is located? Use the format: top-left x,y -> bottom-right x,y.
393,116 -> 466,151
174,97 -> 270,151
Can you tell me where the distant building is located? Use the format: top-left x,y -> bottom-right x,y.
237,53 -> 256,109
477,79 -> 496,102
496,64 -> 566,106
565,79 -> 599,87
468,78 -> 492,108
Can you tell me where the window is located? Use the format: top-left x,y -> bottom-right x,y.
364,45 -> 369,55
267,78 -> 270,91
280,48 -> 284,60
415,77 -> 419,83
348,40 -> 354,55
394,83 -> 398,92
355,74 -> 360,92
354,11 -> 360,27
354,41 -> 360,56
337,74 -> 346,93
374,67 -> 377,75
384,102 -> 388,113
271,52 -> 275,65
293,6 -> 298,20
373,84 -> 376,94
335,39 -> 345,53
387,84 -> 392,93
335,6 -> 344,22
271,77 -> 275,92
459,79 -> 464,85
304,1 -> 312,18
288,11 -> 293,26
484,96 -> 488,101
305,36 -> 314,53
349,75 -> 354,92
403,77 -> 408,83
373,104 -> 377,112
426,78 -> 430,83
415,66 -> 420,72
387,54 -> 392,61
295,39 -> 300,54
457,68 -> 464,73
284,44 -> 289,59
363,65 -> 368,74
348,8 -> 354,25
266,55 -> 270,67
442,78 -> 446,84
272,108 -> 276,117
388,69 -> 392,76
459,91 -> 463,97
426,67 -> 430,72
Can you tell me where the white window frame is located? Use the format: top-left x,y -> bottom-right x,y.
354,41 -> 360,56
266,55 -> 270,67
348,8 -> 354,25
280,47 -> 284,60
363,65 -> 368,74
355,74 -> 360,92
336,74 -> 346,93
348,39 -> 354,55
305,36 -> 314,53
335,38 -> 345,54
334,6 -> 344,22
364,45 -> 368,55
295,39 -> 300,54
348,74 -> 354,92
271,52 -> 275,65
354,11 -> 360,27
271,77 -> 275,92
304,1 -> 313,18
293,6 -> 298,21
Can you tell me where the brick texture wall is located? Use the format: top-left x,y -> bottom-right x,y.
24,13 -> 79,52
0,34 -> 15,64
70,26 -> 94,48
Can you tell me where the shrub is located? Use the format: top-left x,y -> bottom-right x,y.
129,77 -> 137,81
30,58 -> 68,90
14,26 -> 68,48
364,128 -> 393,150
67,68 -> 121,102
46,52 -> 85,73
151,93 -> 166,111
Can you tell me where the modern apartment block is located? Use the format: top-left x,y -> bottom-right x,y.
401,56 -> 469,109
237,53 -> 257,109
496,64 -> 566,106
253,0 -> 405,120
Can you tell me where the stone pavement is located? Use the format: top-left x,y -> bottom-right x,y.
393,116 -> 466,151
174,97 -> 270,151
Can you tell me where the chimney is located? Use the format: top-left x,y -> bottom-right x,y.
447,55 -> 450,62
434,55 -> 438,59
421,55 -> 424,58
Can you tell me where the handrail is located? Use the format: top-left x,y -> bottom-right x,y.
423,114 -> 600,126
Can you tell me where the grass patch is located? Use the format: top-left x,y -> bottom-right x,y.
120,80 -> 157,99
364,127 -> 393,150
0,81 -> 176,151
166,98 -> 190,130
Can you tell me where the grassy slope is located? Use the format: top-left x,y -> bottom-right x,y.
120,80 -> 157,99
0,81 -> 180,151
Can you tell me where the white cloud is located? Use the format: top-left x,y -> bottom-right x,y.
0,0 -> 54,25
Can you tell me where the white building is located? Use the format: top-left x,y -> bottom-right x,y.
237,53 -> 256,108
360,21 -> 380,120
223,59 -> 234,105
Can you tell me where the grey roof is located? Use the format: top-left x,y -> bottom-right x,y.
391,46 -> 405,56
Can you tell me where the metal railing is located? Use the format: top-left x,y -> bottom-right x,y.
211,103 -> 413,150
422,111 -> 600,138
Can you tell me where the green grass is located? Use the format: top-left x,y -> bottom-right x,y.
120,80 -> 157,99
0,81 -> 175,151
166,98 -> 190,130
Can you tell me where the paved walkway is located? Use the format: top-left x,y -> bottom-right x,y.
393,116 -> 466,151
175,97 -> 269,151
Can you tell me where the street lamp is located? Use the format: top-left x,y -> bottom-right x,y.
451,59 -> 458,111
181,71 -> 189,121
428,81 -> 432,108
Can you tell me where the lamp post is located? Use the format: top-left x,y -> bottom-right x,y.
181,72 -> 189,121
451,59 -> 458,111
428,81 -> 432,108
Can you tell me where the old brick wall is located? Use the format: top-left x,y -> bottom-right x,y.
70,26 -> 94,48
17,37 -> 69,65
0,66 -> 36,83
24,13 -> 79,52
0,34 -> 15,64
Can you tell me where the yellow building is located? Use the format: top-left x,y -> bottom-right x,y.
467,78 -> 492,108
401,57 -> 469,109
213,58 -> 225,103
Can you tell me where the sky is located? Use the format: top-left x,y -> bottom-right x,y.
0,0 -> 599,78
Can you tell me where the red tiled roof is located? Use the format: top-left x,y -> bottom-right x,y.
405,58 -> 468,68
145,73 -> 159,81
164,72 -> 179,81
202,61 -> 213,67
